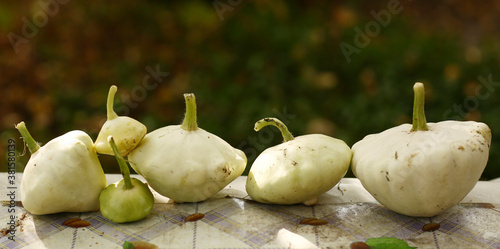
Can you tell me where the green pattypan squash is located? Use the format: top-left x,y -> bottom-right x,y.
99,136 -> 154,223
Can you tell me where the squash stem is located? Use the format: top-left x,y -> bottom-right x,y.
181,93 -> 198,131
15,121 -> 40,154
106,85 -> 119,120
254,117 -> 294,142
108,136 -> 133,190
410,82 -> 429,132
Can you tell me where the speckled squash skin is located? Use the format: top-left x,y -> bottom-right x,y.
246,134 -> 352,205
128,126 -> 247,202
352,121 -> 491,217
95,85 -> 147,156
95,116 -> 146,156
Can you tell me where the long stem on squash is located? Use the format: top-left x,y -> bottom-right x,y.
106,85 -> 119,120
181,93 -> 199,131
15,121 -> 40,154
410,82 -> 429,132
254,117 -> 294,142
108,136 -> 133,190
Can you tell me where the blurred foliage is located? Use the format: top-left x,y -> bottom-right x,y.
1,1 -> 500,179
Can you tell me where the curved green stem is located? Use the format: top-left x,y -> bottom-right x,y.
15,121 -> 40,154
106,85 -> 119,120
108,136 -> 133,190
410,82 -> 429,132
181,93 -> 198,131
254,117 -> 294,142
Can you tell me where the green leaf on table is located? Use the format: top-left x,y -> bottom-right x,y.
123,241 -> 135,249
365,237 -> 417,249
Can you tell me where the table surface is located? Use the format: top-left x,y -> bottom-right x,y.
1,173 -> 500,249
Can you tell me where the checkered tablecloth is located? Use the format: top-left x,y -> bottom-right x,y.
1,174 -> 500,249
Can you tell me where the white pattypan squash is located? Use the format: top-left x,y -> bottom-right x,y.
352,83 -> 491,217
128,93 -> 246,202
16,122 -> 106,215
95,85 -> 147,156
246,118 -> 352,205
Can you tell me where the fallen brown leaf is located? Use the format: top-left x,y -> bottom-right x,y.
185,213 -> 205,222
62,218 -> 91,228
299,217 -> 328,226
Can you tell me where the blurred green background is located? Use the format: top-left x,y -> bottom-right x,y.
1,1 -> 499,179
